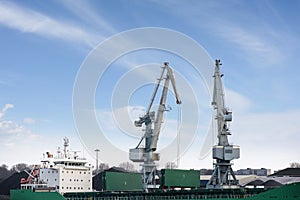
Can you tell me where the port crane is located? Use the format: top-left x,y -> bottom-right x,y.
129,62 -> 181,191
207,60 -> 240,189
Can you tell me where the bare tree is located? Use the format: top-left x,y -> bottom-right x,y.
10,163 -> 31,173
119,162 -> 136,172
98,163 -> 109,171
165,162 -> 177,169
0,164 -> 10,181
290,162 -> 300,168
93,163 -> 109,175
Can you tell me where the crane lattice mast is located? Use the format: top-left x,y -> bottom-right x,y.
207,60 -> 240,189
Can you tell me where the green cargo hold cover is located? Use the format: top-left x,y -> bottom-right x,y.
161,169 -> 200,188
104,172 -> 143,191
10,190 -> 66,200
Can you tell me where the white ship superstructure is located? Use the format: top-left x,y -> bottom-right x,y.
21,137 -> 92,194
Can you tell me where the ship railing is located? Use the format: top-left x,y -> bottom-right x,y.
20,183 -> 56,192
54,156 -> 87,160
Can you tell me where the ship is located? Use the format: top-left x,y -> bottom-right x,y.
10,61 -> 300,199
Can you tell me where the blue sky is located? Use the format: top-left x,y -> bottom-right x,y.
0,0 -> 300,172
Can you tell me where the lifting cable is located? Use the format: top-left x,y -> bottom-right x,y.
176,104 -> 182,167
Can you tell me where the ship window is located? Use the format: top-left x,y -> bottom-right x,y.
66,187 -> 68,189
71,171 -> 73,173
62,179 -> 64,181
84,172 -> 86,174
79,172 -> 81,174
88,172 -> 90,174
48,171 -> 50,173
81,187 -> 83,189
41,171 -> 43,174
52,171 -> 54,173
67,171 -> 69,173
70,179 -> 72,181
55,179 -> 57,181
47,179 -> 48,182
74,187 -> 76,189
62,170 -> 64,173
81,179 -> 83,182
62,187 -> 64,189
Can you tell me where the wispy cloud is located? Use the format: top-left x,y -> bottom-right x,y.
97,106 -> 146,139
0,120 -> 31,136
58,0 -> 116,34
212,21 -> 284,66
0,78 -> 11,86
151,1 -> 289,66
233,108 -> 300,170
0,104 -> 35,137
226,88 -> 252,114
0,1 -> 102,47
0,104 -> 14,119
0,103 -> 42,166
23,118 -> 36,124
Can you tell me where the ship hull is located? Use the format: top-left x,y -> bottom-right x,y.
10,182 -> 300,200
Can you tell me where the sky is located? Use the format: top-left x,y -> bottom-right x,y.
0,0 -> 300,173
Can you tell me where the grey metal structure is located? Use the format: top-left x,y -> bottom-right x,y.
207,60 -> 240,189
95,149 -> 100,173
129,62 -> 181,191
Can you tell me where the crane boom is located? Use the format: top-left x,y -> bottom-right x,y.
166,66 -> 182,105
151,63 -> 181,150
146,66 -> 166,114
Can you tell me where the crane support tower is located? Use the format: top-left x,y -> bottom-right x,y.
206,60 -> 240,189
129,62 -> 181,192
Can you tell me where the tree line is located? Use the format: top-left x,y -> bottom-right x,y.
93,161 -> 178,174
2,162 -> 299,182
0,163 -> 32,182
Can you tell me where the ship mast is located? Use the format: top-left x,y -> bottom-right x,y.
63,137 -> 69,159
